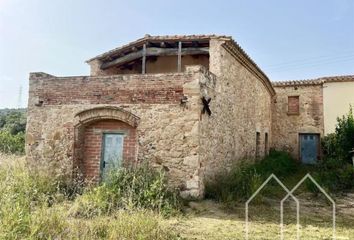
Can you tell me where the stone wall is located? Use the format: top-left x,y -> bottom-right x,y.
26,39 -> 277,198
272,84 -> 324,159
199,39 -> 274,178
26,69 -> 204,198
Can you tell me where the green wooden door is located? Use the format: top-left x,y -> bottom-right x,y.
101,133 -> 123,180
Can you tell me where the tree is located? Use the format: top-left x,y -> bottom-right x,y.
323,106 -> 354,164
335,106 -> 354,163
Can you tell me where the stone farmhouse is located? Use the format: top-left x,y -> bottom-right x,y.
26,35 -> 354,198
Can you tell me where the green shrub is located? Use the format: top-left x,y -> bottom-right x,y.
312,157 -> 354,192
0,110 -> 26,155
322,106 -> 354,163
0,111 -> 26,135
254,150 -> 298,177
0,130 -> 25,154
205,150 -> 299,202
317,106 -> 354,192
69,163 -> 181,218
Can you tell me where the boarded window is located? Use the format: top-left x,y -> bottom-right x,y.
288,96 -> 299,114
256,132 -> 261,159
264,132 -> 268,155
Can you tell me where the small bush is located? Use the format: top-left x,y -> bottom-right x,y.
254,150 -> 298,177
313,157 -> 354,192
0,130 -> 25,154
69,163 -> 181,217
322,106 -> 354,163
0,111 -> 26,135
205,150 -> 298,202
0,110 -> 26,155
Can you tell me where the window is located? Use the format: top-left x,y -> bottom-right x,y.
256,132 -> 261,159
288,96 -> 299,115
264,132 -> 268,155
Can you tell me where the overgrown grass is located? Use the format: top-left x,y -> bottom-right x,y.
205,150 -> 300,202
70,163 -> 181,218
205,149 -> 354,205
0,154 -> 180,239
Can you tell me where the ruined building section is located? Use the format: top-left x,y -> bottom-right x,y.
199,38 -> 275,178
26,35 -> 275,198
271,81 -> 324,161
87,35 -> 210,76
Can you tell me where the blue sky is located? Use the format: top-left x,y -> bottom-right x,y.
0,0 -> 353,108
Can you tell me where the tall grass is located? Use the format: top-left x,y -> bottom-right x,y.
205,150 -> 299,202
0,154 -> 180,239
69,163 -> 181,218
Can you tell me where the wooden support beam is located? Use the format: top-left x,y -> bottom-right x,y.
147,47 -> 208,56
101,51 -> 142,69
142,44 -> 146,74
192,41 -> 199,47
177,42 -> 182,72
100,47 -> 209,70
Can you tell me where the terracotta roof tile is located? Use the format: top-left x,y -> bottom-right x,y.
272,75 -> 354,87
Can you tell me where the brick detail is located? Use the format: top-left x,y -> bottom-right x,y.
29,73 -> 194,105
83,120 -> 136,180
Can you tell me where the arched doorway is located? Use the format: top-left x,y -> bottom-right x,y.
73,107 -> 140,181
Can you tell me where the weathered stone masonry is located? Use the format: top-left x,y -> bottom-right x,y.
200,39 -> 274,178
27,67 -> 206,198
272,81 -> 324,160
26,34 -> 289,198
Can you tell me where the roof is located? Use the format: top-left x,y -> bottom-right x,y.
222,39 -> 275,96
86,34 -> 230,63
272,75 -> 354,87
86,34 -> 276,96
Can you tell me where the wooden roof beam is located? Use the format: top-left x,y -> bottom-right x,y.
101,47 -> 209,70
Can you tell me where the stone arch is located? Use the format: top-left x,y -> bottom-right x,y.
74,106 -> 140,128
73,107 -> 140,181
